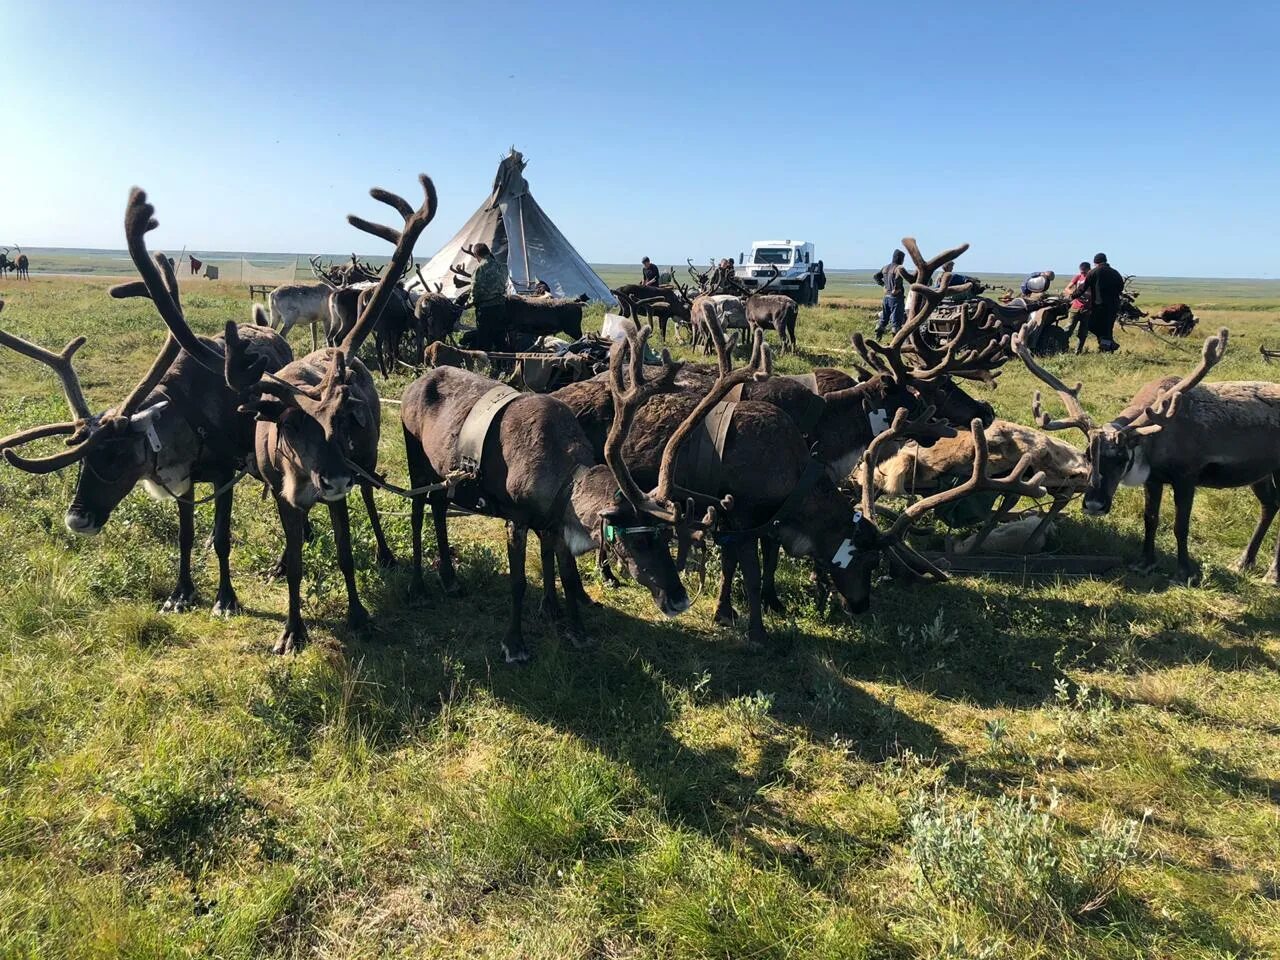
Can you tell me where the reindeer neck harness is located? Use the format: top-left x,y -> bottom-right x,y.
456,384 -> 523,476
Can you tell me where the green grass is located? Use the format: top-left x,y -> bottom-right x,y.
1,274 -> 1279,957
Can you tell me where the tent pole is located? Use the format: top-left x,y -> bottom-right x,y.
518,195 -> 531,292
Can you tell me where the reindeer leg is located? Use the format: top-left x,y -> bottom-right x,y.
211,480 -> 240,617
538,531 -> 562,620
162,497 -> 198,612
714,540 -> 740,626
359,482 -> 396,569
275,499 -> 309,654
432,493 -> 464,597
1266,472 -> 1280,585
1131,479 -> 1163,575
502,522 -> 532,664
760,537 -> 786,614
556,540 -> 595,647
328,497 -> 369,630
1238,475 -> 1279,575
1172,479 -> 1200,586
736,536 -> 769,650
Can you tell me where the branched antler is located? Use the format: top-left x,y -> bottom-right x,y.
1012,320 -> 1095,436
1121,328 -> 1228,436
603,322 -> 682,521
340,174 -> 438,356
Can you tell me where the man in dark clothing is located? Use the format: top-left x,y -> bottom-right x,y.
1076,252 -> 1125,352
641,257 -> 660,287
469,242 -> 510,350
873,249 -> 916,336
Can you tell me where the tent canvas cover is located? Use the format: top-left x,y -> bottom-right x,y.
409,148 -> 614,304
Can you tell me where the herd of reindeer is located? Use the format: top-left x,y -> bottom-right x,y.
2,170 -> 1280,664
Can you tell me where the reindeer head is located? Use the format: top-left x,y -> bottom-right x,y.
1015,322 -> 1229,515
229,333 -> 371,508
0,239 -> 189,534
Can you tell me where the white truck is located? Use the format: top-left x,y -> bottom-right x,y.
735,240 -> 825,305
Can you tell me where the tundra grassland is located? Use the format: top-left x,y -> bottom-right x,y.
1,274 -> 1278,959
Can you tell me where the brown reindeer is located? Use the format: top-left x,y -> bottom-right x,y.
1016,322 -> 1280,584
399,323 -> 693,663
612,278 -> 693,341
0,228 -> 293,615
217,176 -> 438,653
13,248 -> 29,280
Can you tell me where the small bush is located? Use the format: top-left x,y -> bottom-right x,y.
908,787 -> 1143,933
1052,678 -> 1119,741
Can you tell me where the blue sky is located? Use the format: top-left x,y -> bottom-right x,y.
6,1 -> 1278,276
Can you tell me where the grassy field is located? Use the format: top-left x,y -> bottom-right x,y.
1,274 -> 1279,958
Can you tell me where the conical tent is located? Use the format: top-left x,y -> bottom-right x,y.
410,148 -> 614,304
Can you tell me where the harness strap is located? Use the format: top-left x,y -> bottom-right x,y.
681,399 -> 737,494
456,384 -> 522,474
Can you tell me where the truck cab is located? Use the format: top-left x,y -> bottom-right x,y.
736,240 -> 824,305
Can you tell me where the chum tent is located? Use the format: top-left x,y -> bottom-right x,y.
409,148 -> 614,304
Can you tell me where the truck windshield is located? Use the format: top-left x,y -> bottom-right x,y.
753,248 -> 792,265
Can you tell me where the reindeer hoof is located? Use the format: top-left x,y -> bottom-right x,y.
211,591 -> 240,618
274,624 -> 308,655
1174,567 -> 1202,587
265,559 -> 287,582
161,588 -> 197,613
762,593 -> 786,615
565,626 -> 596,650
714,606 -> 739,627
347,603 -> 370,630
1263,567 -> 1280,586
1232,554 -> 1256,573
501,634 -> 531,665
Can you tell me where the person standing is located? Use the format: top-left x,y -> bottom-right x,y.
1064,260 -> 1093,353
640,257 -> 660,287
470,242 -> 510,350
1077,253 -> 1125,352
873,249 -> 916,336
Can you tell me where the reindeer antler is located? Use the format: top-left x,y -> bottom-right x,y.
340,174 -> 437,356
122,188 -> 225,374
654,320 -> 771,509
861,409 -> 1048,579
1012,320 -> 1095,436
1121,328 -> 1228,436
603,322 -> 682,521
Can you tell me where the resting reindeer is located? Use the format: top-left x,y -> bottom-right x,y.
1016,323 -> 1280,584
399,324 -> 691,663
218,177 -> 437,653
0,229 -> 292,616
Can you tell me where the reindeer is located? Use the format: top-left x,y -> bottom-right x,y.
612,276 -> 693,341
1016,322 -> 1280,584
216,177 -> 437,653
0,248 -> 11,278
399,324 -> 692,663
0,222 -> 293,616
12,247 -> 29,280
556,253 -> 1002,624
269,282 -> 333,351
414,270 -> 472,346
